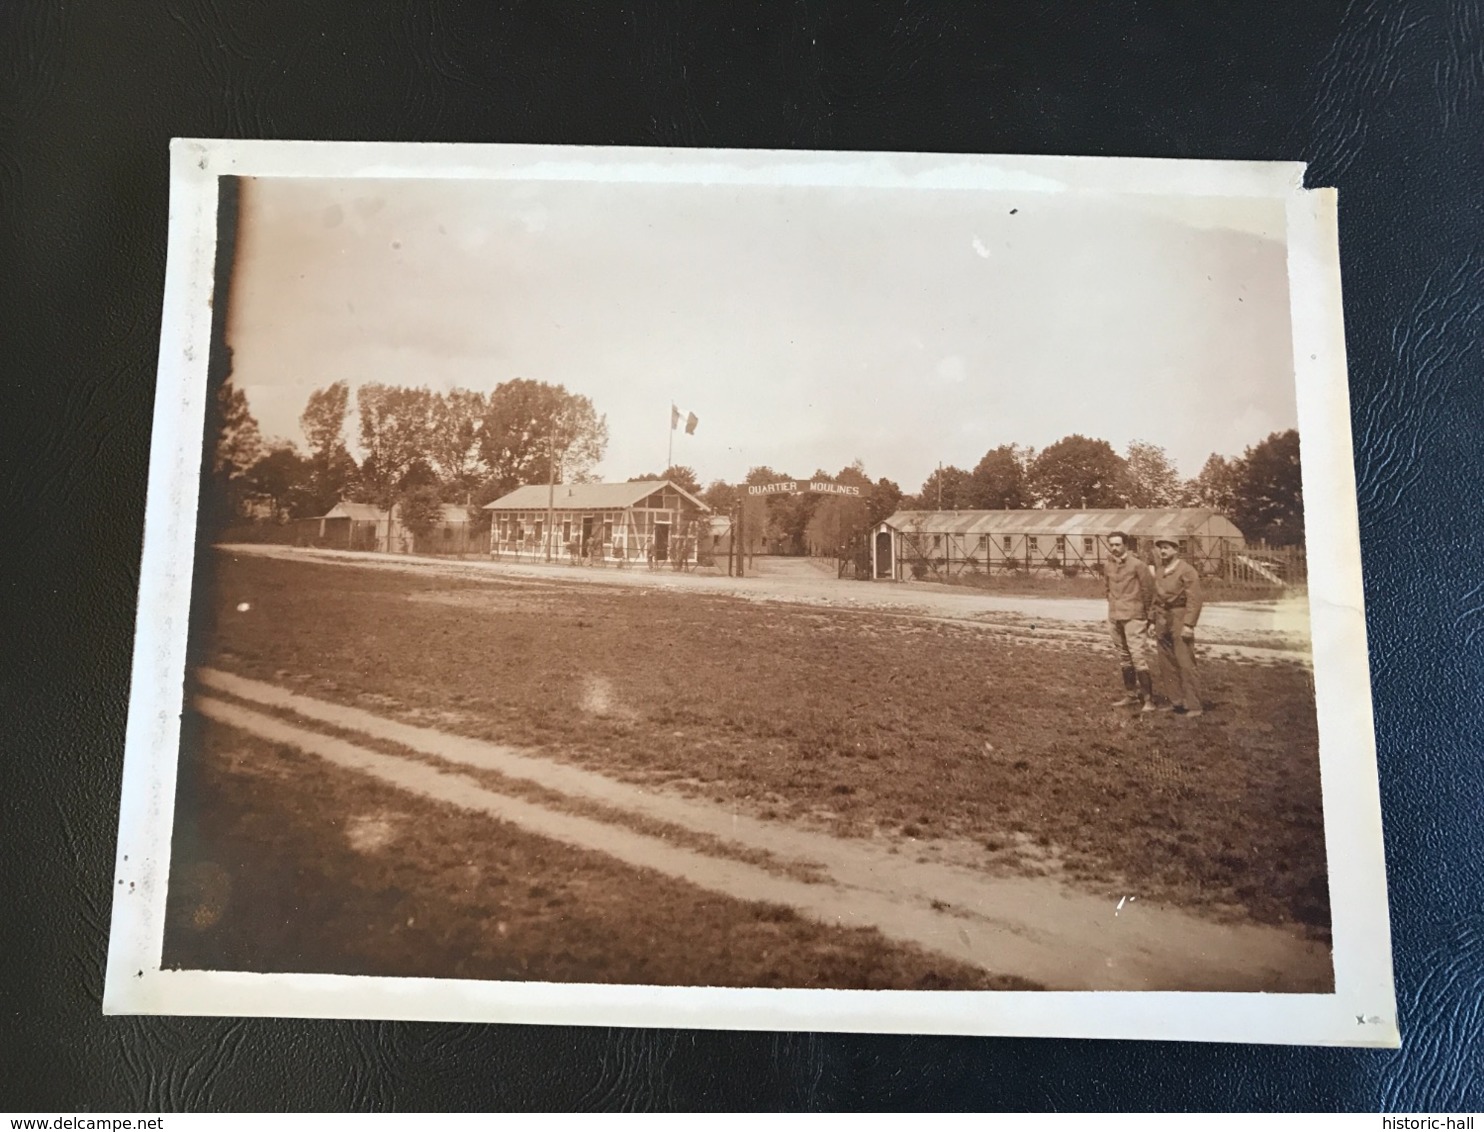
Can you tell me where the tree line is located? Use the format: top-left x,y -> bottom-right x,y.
645,430 -> 1302,554
208,376 -> 609,534
622,462 -> 907,559
895,433 -> 1304,546
210,374 -> 1302,548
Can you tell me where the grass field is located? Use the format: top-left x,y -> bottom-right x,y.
182,551 -> 1331,944
173,551 -> 1335,985
165,716 -> 1030,989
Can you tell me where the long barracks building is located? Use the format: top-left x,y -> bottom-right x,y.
871,507 -> 1250,582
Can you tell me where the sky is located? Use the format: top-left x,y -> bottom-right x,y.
226,174 -> 1298,491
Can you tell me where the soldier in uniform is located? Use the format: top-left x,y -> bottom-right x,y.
1104,530 -> 1156,711
1150,535 -> 1205,717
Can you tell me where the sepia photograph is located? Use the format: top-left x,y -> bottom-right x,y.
106,142 -> 1394,1044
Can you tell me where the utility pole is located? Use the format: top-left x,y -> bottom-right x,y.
735,500 -> 744,578
545,424 -> 557,563
937,461 -> 943,510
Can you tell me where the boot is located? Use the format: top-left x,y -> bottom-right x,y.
1112,666 -> 1140,707
1136,668 -> 1155,712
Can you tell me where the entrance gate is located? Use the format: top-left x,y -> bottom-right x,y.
729,479 -> 864,578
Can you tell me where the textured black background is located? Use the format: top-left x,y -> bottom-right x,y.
3,0 -> 1482,1112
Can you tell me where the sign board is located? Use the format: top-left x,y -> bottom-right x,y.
747,480 -> 861,497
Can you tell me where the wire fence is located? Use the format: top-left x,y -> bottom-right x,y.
839,532 -> 1306,590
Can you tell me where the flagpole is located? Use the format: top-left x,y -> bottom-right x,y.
668,412 -> 673,472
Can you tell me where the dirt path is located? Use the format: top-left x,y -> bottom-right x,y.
195,667 -> 1332,993
220,544 -> 1312,662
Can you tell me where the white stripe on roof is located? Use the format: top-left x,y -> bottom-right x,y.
880,508 -> 1244,539
485,480 -> 710,512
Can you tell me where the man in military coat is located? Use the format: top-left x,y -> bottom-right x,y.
1150,535 -> 1206,717
1104,530 -> 1156,711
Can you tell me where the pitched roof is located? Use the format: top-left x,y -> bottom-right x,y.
880,508 -> 1245,540
484,480 -> 711,513
323,501 -> 386,521
322,501 -> 473,523
426,503 -> 475,524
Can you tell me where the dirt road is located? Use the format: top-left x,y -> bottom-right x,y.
195,666 -> 1332,993
221,544 -> 1312,662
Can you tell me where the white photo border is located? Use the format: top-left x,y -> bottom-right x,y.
104,140 -> 1397,1048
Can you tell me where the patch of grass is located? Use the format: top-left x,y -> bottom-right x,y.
163,718 -> 1031,990
196,552 -> 1330,935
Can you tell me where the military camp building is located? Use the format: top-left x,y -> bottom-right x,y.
484,479 -> 712,564
870,508 -> 1246,581
302,500 -> 477,554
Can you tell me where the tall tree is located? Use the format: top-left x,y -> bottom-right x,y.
244,443 -> 314,520
210,378 -> 263,519
628,465 -> 702,495
300,381 -> 350,459
966,445 -> 1030,509
298,381 -> 357,515
865,477 -> 904,526
833,459 -> 872,489
1185,452 -> 1242,513
738,466 -> 791,553
300,446 -> 358,517
1027,435 -> 1126,508
912,464 -> 973,510
356,384 -> 438,513
213,380 -> 263,484
428,388 -> 487,501
1234,430 -> 1304,545
397,484 -> 447,552
478,379 -> 608,495
1120,440 -> 1183,507
802,463 -> 875,554
702,479 -> 739,513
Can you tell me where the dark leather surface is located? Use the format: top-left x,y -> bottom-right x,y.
3,0 -> 1481,1112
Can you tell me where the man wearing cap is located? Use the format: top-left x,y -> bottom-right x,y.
1104,531 -> 1156,711
1151,535 -> 1205,717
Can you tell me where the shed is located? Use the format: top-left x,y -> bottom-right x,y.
484,480 -> 712,564
870,508 -> 1246,581
302,501 -> 477,554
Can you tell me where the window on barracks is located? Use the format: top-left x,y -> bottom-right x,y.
1027,535 -> 1039,552
1083,536 -> 1095,554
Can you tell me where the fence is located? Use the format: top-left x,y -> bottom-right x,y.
292,517 -> 381,551
289,517 -> 486,556
1224,544 -> 1307,587
884,531 -> 1307,590
218,521 -> 301,546
836,535 -> 872,580
489,534 -> 704,571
